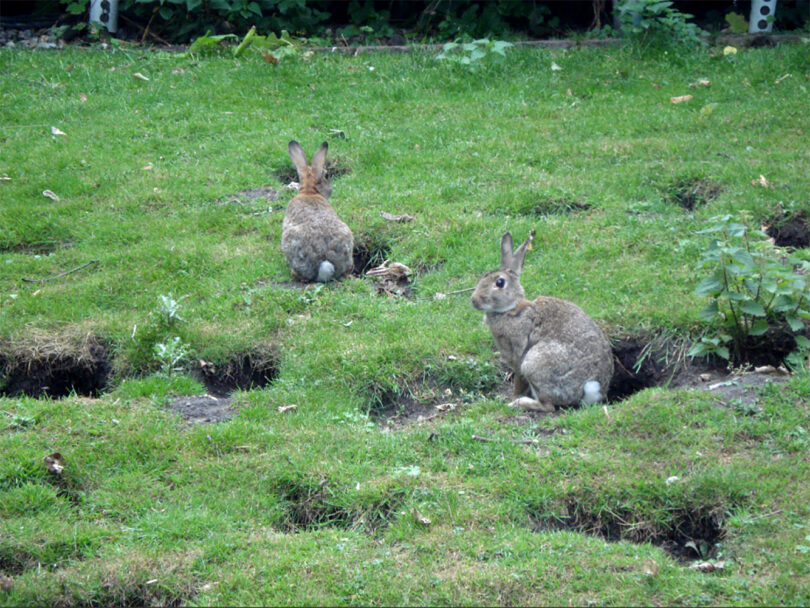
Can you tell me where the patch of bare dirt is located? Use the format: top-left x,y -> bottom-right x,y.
165,394 -> 236,425
221,186 -> 280,205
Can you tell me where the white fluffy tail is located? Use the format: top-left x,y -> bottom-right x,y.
583,381 -> 603,404
316,260 -> 335,282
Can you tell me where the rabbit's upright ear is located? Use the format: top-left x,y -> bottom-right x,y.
501,230 -> 534,275
310,142 -> 329,181
500,232 -> 515,272
510,230 -> 536,275
288,141 -> 308,179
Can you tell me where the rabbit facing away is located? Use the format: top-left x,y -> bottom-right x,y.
471,231 -> 613,412
281,141 -> 354,282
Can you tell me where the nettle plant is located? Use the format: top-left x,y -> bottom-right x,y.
616,0 -> 706,47
690,215 -> 810,362
436,38 -> 514,70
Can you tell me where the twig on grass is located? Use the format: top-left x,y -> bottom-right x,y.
22,259 -> 98,283
471,434 -> 539,446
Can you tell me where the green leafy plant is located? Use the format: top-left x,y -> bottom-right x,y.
690,215 -> 810,362
154,336 -> 191,376
616,0 -> 706,47
185,27 -> 301,62
436,38 -> 513,70
155,293 -> 187,328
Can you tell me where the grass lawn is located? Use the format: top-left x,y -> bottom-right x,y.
1,38 -> 810,605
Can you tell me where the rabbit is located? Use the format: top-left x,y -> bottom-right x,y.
281,141 -> 354,282
471,230 -> 613,412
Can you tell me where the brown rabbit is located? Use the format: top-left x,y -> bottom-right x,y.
281,141 -> 353,282
471,231 -> 613,412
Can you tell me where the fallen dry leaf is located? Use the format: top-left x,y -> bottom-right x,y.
142,163 -> 154,171
42,190 -> 60,201
689,78 -> 711,88
172,67 -> 186,74
411,507 -> 431,526
51,126 -> 67,136
277,404 -> 298,413
262,53 -> 279,65
132,72 -> 150,81
435,403 -> 456,412
44,452 -> 65,475
774,73 -> 791,85
752,174 -> 773,188
643,560 -> 659,577
670,94 -> 694,104
0,574 -> 13,592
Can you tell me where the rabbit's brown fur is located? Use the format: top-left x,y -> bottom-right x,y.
471,231 -> 613,411
281,141 -> 353,282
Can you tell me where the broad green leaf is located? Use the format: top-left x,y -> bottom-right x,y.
787,315 -> 805,332
688,342 -> 709,357
716,346 -> 730,359
773,294 -> 797,312
726,222 -> 747,237
795,335 -> 810,349
740,300 -> 766,317
695,274 -> 724,297
749,319 -> 769,336
700,301 -> 720,321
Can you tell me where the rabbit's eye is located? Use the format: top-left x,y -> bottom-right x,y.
495,277 -> 506,288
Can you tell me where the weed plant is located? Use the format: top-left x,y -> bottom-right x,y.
1,41 -> 810,606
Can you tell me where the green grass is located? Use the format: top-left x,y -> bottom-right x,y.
2,41 -> 810,605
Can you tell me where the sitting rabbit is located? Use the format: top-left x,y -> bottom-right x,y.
281,141 -> 353,282
471,230 -> 613,412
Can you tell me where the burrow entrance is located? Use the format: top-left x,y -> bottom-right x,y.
532,501 -> 729,561
192,346 -> 280,397
272,475 -> 405,534
0,334 -> 111,399
0,333 -> 279,425
370,329 -> 799,428
665,177 -> 722,211
512,198 -> 592,217
169,346 -> 281,424
764,208 -> 810,249
272,158 -> 352,185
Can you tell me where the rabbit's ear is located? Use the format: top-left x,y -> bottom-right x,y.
288,141 -> 309,179
500,232 -> 515,271
510,230 -> 536,275
311,142 -> 329,181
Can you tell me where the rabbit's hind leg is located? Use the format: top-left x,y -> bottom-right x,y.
509,394 -> 556,413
